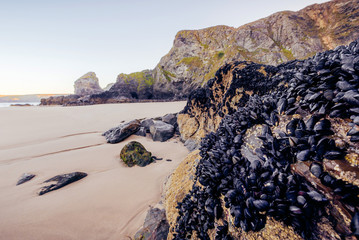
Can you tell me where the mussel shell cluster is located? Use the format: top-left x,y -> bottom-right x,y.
174,39 -> 359,239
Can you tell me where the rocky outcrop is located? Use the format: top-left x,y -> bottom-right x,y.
120,141 -> 152,167
39,172 -> 87,195
168,39 -> 359,239
103,119 -> 140,144
74,72 -> 103,96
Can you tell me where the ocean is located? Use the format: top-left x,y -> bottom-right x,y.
0,102 -> 40,107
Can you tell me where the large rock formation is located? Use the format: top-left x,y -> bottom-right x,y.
167,39 -> 359,239
74,72 -> 103,96
41,0 -> 359,105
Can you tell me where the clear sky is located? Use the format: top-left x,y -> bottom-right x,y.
0,0 -> 329,95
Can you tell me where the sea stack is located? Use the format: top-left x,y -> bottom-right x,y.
74,72 -> 103,96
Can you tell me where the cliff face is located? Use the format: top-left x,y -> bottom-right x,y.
151,0 -> 359,98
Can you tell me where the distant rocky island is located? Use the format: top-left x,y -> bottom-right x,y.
41,0 -> 359,106
0,94 -> 65,103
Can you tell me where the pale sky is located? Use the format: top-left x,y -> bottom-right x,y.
0,0 -> 329,95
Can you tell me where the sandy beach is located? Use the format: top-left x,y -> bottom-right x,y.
0,102 -> 188,240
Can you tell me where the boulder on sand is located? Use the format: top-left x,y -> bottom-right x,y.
150,121 -> 174,142
120,141 -> 153,167
103,119 -> 140,143
161,113 -> 177,126
39,172 -> 87,195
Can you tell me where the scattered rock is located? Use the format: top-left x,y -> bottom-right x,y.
162,113 -> 177,126
16,173 -> 35,185
150,121 -> 174,142
103,119 -> 140,143
134,207 -> 169,240
120,141 -> 152,167
39,172 -> 87,195
141,119 -> 155,133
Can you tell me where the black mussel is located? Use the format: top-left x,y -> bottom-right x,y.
297,195 -> 307,206
314,119 -> 331,132
286,119 -> 299,136
289,205 -> 302,215
289,137 -> 298,147
253,200 -> 269,211
244,208 -> 253,219
324,150 -> 344,160
320,172 -> 335,187
323,90 -> 334,101
286,106 -> 299,115
305,115 -> 320,131
263,181 -> 275,193
261,125 -> 272,136
277,98 -> 288,114
329,109 -> 345,118
354,116 -> 359,125
318,104 -> 327,114
310,162 -> 323,177
296,150 -> 311,161
351,135 -> 359,142
349,108 -> 359,116
307,191 -> 327,202
347,126 -> 359,136
295,129 -> 306,138
337,80 -> 354,91
351,210 -> 359,237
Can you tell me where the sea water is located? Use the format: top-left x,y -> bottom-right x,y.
0,102 -> 40,107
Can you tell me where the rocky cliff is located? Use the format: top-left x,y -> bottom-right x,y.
152,0 -> 359,99
168,38 -> 359,239
41,0 -> 359,105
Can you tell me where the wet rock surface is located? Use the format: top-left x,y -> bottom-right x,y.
16,173 -> 35,186
134,207 -> 169,240
103,119 -> 140,144
171,39 -> 359,239
39,172 -> 87,195
120,141 -> 152,167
